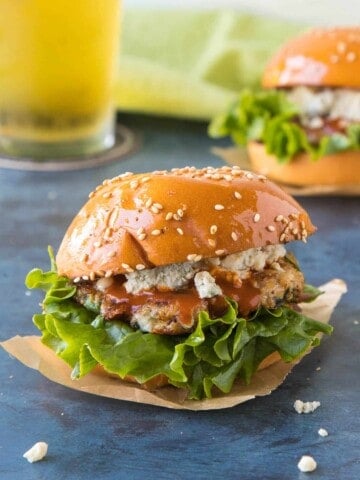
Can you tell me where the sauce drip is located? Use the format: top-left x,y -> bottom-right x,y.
103,275 -> 261,327
105,279 -> 203,327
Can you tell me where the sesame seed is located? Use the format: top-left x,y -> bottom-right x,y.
109,207 -> 119,228
93,241 -> 101,248
151,229 -> 161,236
215,249 -> 225,256
267,225 -> 276,232
89,272 -> 96,281
137,227 -> 145,235
121,263 -> 130,269
208,238 -> 216,247
108,251 -> 117,258
151,206 -> 160,214
165,212 -> 173,221
104,227 -> 113,239
102,192 -> 112,199
187,254 -> 197,261
177,209 -> 184,217
280,233 -> 286,242
234,191 -> 242,199
194,255 -> 203,262
214,204 -> 225,211
253,213 -> 261,223
153,203 -> 163,210
173,214 -> 180,221
210,225 -> 218,235
231,232 -> 238,241
145,198 -> 153,209
246,172 -> 254,179
292,228 -> 299,235
337,41 -> 347,53
136,264 -> 146,271
105,270 -> 113,278
141,176 -> 150,183
138,233 -> 147,241
73,277 -> 81,283
80,253 -> 89,262
223,174 -> 233,181
130,180 -> 139,189
88,191 -> 95,198
82,275 -> 89,281
346,51 -> 356,62
177,228 -> 184,235
258,174 -> 267,181
289,213 -> 299,219
275,215 -> 284,222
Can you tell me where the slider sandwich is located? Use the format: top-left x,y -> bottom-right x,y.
210,27 -> 360,186
26,166 -> 332,399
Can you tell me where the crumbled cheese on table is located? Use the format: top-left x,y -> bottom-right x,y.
298,455 -> 317,473
23,442 -> 48,463
294,400 -> 321,414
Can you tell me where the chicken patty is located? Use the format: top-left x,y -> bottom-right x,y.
75,257 -> 304,335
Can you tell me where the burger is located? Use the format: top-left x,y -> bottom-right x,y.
209,27 -> 360,187
26,166 -> 332,400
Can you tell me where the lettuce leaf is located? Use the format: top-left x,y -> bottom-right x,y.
25,250 -> 333,400
209,89 -> 360,163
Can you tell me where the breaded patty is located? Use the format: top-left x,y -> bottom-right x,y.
75,258 -> 304,335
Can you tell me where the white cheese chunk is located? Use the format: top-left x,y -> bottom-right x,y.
318,428 -> 328,437
287,86 -> 360,122
194,271 -> 222,299
219,244 -> 286,279
23,442 -> 48,463
124,261 -> 200,294
124,244 -> 286,294
294,399 -> 321,414
298,455 -> 317,473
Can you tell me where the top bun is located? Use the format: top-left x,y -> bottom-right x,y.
56,166 -> 316,280
263,27 -> 360,88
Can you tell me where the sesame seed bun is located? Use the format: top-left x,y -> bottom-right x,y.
56,166 -> 315,280
248,142 -> 360,187
263,27 -> 360,88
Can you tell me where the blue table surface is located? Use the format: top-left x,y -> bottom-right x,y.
0,115 -> 359,480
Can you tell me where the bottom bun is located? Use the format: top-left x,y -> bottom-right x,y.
247,141 -> 360,186
94,351 -> 282,392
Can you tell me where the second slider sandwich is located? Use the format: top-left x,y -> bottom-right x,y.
26,166 -> 332,399
210,27 -> 360,186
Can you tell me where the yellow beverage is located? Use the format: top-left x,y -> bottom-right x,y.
0,0 -> 121,157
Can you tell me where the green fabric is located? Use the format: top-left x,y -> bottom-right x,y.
116,9 -> 305,120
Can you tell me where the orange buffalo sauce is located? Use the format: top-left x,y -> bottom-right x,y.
103,275 -> 261,329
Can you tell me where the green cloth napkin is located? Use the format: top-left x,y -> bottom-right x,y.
116,9 -> 305,120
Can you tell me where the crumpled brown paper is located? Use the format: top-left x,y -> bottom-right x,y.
1,279 -> 346,410
212,147 -> 360,196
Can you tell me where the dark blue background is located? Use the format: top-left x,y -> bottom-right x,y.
1,115 -> 359,479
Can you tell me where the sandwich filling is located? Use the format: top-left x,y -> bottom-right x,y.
74,244 -> 304,335
209,88 -> 360,163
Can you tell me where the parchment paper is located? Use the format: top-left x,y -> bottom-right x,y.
1,279 -> 346,411
212,147 -> 360,197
